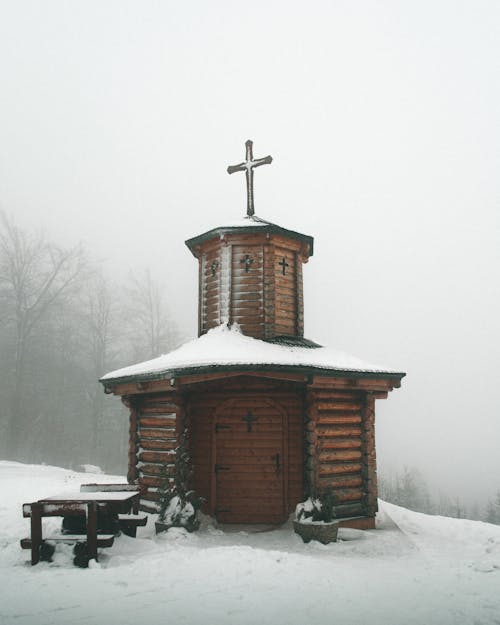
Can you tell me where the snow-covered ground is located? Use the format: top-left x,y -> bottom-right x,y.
1,461 -> 499,625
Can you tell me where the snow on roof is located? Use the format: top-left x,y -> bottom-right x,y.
184,214 -> 314,256
101,324 -> 404,384
210,215 -> 272,228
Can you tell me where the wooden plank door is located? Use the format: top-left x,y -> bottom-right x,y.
214,398 -> 286,524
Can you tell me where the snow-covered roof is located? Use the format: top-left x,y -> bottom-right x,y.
101,324 -> 404,385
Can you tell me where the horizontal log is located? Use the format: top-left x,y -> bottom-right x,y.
139,405 -> 178,416
317,426 -> 362,437
139,428 -> 177,440
318,438 -> 362,450
316,402 -> 363,412
308,390 -> 363,400
138,450 -> 176,463
140,398 -> 181,409
138,463 -> 175,476
332,488 -> 364,503
316,415 -> 362,425
274,323 -> 295,334
311,377 -> 400,391
317,476 -> 363,489
139,475 -> 163,488
140,439 -> 177,451
319,450 -> 362,462
137,417 -> 177,428
334,502 -> 364,517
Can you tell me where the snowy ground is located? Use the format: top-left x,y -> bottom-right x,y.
1,461 -> 499,625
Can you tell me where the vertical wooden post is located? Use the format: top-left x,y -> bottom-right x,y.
86,501 -> 98,562
305,390 -> 319,497
30,503 -> 42,565
362,392 -> 378,517
123,396 -> 139,484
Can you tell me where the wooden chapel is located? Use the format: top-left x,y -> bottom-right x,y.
101,140 -> 405,529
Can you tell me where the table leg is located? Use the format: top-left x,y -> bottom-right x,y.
30,503 -> 42,565
86,502 -> 98,562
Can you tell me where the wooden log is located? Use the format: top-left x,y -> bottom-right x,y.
316,402 -> 363,412
138,450 -> 176,463
317,476 -> 363,489
317,414 -> 362,425
333,488 -> 364,503
362,393 -> 378,515
138,463 -> 175,476
139,414 -> 176,431
318,463 -> 363,476
125,398 -> 139,483
318,438 -> 362,450
316,426 -> 362,437
139,439 -> 177,451
318,450 -> 362,462
139,428 -> 177,440
138,475 -> 163,488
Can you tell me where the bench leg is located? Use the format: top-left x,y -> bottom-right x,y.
30,503 -> 42,565
86,502 -> 98,562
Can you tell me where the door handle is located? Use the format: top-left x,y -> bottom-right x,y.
274,453 -> 281,472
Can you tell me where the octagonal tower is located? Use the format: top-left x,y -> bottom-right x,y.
185,216 -> 313,340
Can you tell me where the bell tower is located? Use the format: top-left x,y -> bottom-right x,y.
185,140 -> 314,340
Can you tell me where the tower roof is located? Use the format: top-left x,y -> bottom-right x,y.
185,215 -> 314,257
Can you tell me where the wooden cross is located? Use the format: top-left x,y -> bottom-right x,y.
227,140 -> 272,216
278,256 -> 289,275
242,410 -> 258,433
240,254 -> 253,272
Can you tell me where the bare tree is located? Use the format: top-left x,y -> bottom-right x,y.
124,269 -> 180,362
0,212 -> 87,452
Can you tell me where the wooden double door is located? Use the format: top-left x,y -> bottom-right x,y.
213,397 -> 286,524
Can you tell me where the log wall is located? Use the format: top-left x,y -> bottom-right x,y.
196,232 -> 308,340
306,389 -> 377,523
121,379 -> 382,525
126,392 -> 184,513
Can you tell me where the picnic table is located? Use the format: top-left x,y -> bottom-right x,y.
21,484 -> 148,566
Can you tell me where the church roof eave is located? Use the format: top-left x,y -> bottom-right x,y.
100,325 -> 405,389
100,361 -> 405,390
185,219 -> 314,257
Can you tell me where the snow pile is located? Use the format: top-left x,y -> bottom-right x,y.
1,461 -> 500,625
102,323 -> 403,382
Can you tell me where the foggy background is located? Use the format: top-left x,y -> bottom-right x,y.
0,1 -> 499,510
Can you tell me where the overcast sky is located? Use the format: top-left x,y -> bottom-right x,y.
0,0 -> 499,503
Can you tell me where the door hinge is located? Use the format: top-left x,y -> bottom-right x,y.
214,464 -> 231,473
215,508 -> 231,514
215,423 -> 231,433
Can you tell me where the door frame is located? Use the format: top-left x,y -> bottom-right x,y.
210,395 -> 289,522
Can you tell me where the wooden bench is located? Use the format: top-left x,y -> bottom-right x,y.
21,501 -> 115,565
80,484 -> 148,536
117,513 -> 148,537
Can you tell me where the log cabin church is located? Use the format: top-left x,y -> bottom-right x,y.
101,140 -> 405,529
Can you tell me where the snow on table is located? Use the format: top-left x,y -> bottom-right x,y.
1,461 -> 500,625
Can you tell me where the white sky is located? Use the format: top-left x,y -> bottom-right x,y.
0,0 -> 499,504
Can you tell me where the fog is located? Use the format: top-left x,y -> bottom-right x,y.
0,1 -> 499,505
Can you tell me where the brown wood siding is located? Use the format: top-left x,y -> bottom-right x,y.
193,232 -> 308,340
231,245 -> 265,338
134,394 -> 183,512
188,377 -> 304,519
274,246 -> 297,336
307,389 -> 367,518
